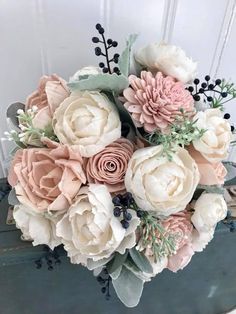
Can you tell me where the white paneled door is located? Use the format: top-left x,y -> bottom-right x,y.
0,0 -> 236,177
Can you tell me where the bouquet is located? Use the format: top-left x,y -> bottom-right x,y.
5,23 -> 236,307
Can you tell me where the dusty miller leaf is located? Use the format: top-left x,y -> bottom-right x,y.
8,188 -> 19,206
129,247 -> 153,274
118,34 -> 138,77
106,251 -> 128,275
112,266 -> 144,308
67,73 -> 128,95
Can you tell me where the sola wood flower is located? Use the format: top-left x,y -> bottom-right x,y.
26,74 -> 70,129
85,138 -> 134,193
123,71 -> 194,133
8,139 -> 86,213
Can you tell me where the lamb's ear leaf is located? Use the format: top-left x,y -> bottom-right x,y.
112,265 -> 144,308
67,73 -> 128,95
7,102 -> 25,130
106,250 -> 128,275
118,34 -> 138,77
8,188 -> 19,206
129,247 -> 153,274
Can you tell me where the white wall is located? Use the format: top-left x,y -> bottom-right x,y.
0,0 -> 236,176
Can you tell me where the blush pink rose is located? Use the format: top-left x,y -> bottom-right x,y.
9,139 -> 86,213
167,244 -> 194,272
85,138 -> 134,193
161,210 -> 194,272
25,74 -> 70,129
188,146 -> 227,185
123,71 -> 194,133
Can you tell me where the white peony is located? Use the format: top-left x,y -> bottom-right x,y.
135,42 -> 197,84
71,66 -> 102,81
52,91 -> 121,157
56,184 -> 140,265
191,193 -> 227,232
191,228 -> 215,252
13,204 -> 62,249
193,108 -> 232,162
125,145 -> 200,217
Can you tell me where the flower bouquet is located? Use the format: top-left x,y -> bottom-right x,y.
5,24 -> 236,307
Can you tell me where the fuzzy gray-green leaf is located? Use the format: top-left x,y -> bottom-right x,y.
118,34 -> 138,77
8,188 -> 19,206
129,247 -> 153,274
106,251 -> 128,275
67,73 -> 128,95
112,266 -> 144,307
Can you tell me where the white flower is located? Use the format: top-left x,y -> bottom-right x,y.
191,193 -> 227,232
13,204 -> 62,250
125,145 -> 200,217
135,42 -> 197,84
191,228 -> 215,252
56,184 -> 140,265
193,108 -> 232,162
53,91 -> 121,157
71,66 -> 102,81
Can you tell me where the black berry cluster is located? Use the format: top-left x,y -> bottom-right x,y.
92,23 -> 120,74
112,192 -> 144,228
187,75 -> 227,103
97,268 -> 111,300
34,245 -> 61,271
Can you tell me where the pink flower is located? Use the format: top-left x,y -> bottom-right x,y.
85,138 -> 134,193
188,146 -> 227,185
167,244 -> 194,272
9,139 -> 86,213
26,74 -> 70,129
161,211 -> 194,272
123,71 -> 194,133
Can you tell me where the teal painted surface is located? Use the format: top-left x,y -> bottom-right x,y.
1,192 -> 236,314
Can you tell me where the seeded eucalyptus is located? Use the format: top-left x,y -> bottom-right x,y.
146,111 -> 205,160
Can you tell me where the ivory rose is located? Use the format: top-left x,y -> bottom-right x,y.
13,204 -> 62,249
191,228 -> 215,252
9,140 -> 86,213
125,145 -> 200,216
86,138 -> 134,193
53,91 -> 121,157
71,66 -> 102,81
135,42 -> 197,83
192,109 -> 232,162
56,184 -> 140,264
191,193 -> 227,232
188,146 -> 227,185
26,74 -> 70,129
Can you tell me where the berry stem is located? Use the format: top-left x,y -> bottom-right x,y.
101,32 -> 112,74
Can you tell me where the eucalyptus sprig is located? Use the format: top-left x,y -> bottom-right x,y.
137,212 -> 176,263
145,112 -> 205,160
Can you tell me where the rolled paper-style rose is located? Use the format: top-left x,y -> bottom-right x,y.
125,145 -> 200,216
123,71 -> 194,133
56,184 -> 140,264
85,138 -> 134,193
9,140 -> 86,213
13,203 -> 62,250
26,74 -> 70,129
188,146 -> 227,185
53,91 -> 121,157
191,228 -> 215,252
191,192 -> 227,232
135,42 -> 197,84
192,108 -> 232,162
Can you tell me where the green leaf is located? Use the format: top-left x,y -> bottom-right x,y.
129,247 -> 153,274
118,34 -> 138,77
8,188 -> 19,206
109,266 -> 122,280
112,266 -> 144,307
86,256 -> 112,271
7,102 -> 24,130
106,251 -> 128,275
67,73 -> 129,95
197,184 -> 225,195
